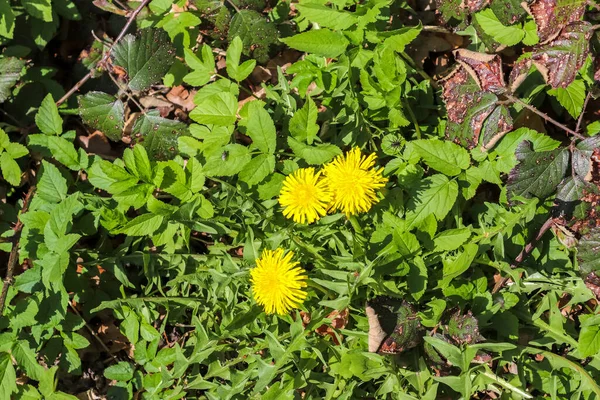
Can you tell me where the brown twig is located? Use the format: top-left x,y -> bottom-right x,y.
68,302 -> 118,362
575,91 -> 593,134
492,217 -> 554,294
0,186 -> 36,316
506,94 -> 586,141
55,0 -> 151,107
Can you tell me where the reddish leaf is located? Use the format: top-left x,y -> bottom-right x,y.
531,22 -> 592,88
465,0 -> 490,12
315,308 -> 349,345
454,49 -> 506,94
526,0 -> 586,43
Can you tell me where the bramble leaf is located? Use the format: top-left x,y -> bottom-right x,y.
131,111 -> 189,161
280,29 -> 349,58
112,29 -> 176,91
0,57 -> 25,103
78,92 -> 124,141
507,141 -> 569,200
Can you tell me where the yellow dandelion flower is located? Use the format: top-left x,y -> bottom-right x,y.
278,168 -> 332,224
250,248 -> 308,315
323,147 -> 388,216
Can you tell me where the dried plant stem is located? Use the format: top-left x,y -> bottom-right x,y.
506,94 -> 586,140
492,217 -> 554,294
575,91 -> 593,134
68,302 -> 118,362
56,0 -> 151,106
0,186 -> 36,316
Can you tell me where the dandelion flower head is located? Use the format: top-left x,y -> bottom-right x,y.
250,248 -> 308,315
323,147 -> 388,216
278,167 -> 332,224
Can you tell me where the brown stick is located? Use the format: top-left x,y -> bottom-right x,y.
506,94 -> 586,141
492,217 -> 554,294
55,0 -> 151,106
0,186 -> 36,316
575,91 -> 593,134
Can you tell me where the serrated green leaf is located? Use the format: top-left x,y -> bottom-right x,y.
131,111 -> 189,161
548,79 -> 586,119
0,152 -> 21,186
227,10 -> 278,64
226,36 -> 256,82
433,228 -> 471,252
507,141 -> 569,200
202,143 -> 251,177
295,4 -> 358,30
475,9 -> 524,46
289,97 -> 319,144
0,0 -> 16,38
0,352 -> 16,399
238,154 -> 275,186
104,362 -> 135,381
578,315 -> 600,357
383,24 -> 422,53
12,340 -> 45,381
410,139 -> 470,176
28,135 -> 79,170
240,102 -> 276,154
35,94 -> 62,135
288,137 -> 341,164
405,174 -> 458,229
78,92 -> 124,141
119,214 -> 165,236
112,29 -> 176,91
87,159 -> 138,195
38,161 -> 67,203
189,92 -> 238,126
280,29 -> 349,58
183,45 -> 215,86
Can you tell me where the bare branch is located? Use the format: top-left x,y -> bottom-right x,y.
56,0 -> 152,107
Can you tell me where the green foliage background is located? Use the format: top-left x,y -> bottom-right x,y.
1,0 -> 600,399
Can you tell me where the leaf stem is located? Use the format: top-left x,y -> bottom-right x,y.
575,91 -> 593,134
506,94 -> 586,140
0,186 -> 36,316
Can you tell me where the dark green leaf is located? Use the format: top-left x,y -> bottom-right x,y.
78,92 -> 124,141
507,141 -> 569,200
112,29 -> 176,91
131,111 -> 189,160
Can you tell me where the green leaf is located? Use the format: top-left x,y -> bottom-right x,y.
383,24 -> 422,53
0,352 -> 16,398
35,94 -> 62,135
280,29 -> 349,58
38,161 -> 67,203
119,214 -> 165,236
0,0 -> 16,38
227,10 -> 278,64
579,315 -> 600,357
183,45 -> 215,86
189,92 -> 238,126
0,152 -> 21,186
104,362 -> 134,381
507,141 -> 570,200
226,36 -> 256,82
112,29 -> 176,91
78,92 -> 124,141
410,139 -> 470,176
0,57 -> 25,103
131,111 -> 189,161
392,229 -> 420,257
433,228 -> 472,252
87,159 -> 138,195
22,0 -> 52,21
295,4 -> 358,30
287,137 -> 341,165
441,243 -> 479,285
238,154 -> 275,186
289,97 -> 319,144
522,20 -> 539,46
28,135 -> 79,170
240,102 -> 276,154
12,340 -> 45,381
405,174 -> 458,229
202,143 -> 251,177
475,9 -> 524,46
123,145 -> 152,182
548,79 -> 586,119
